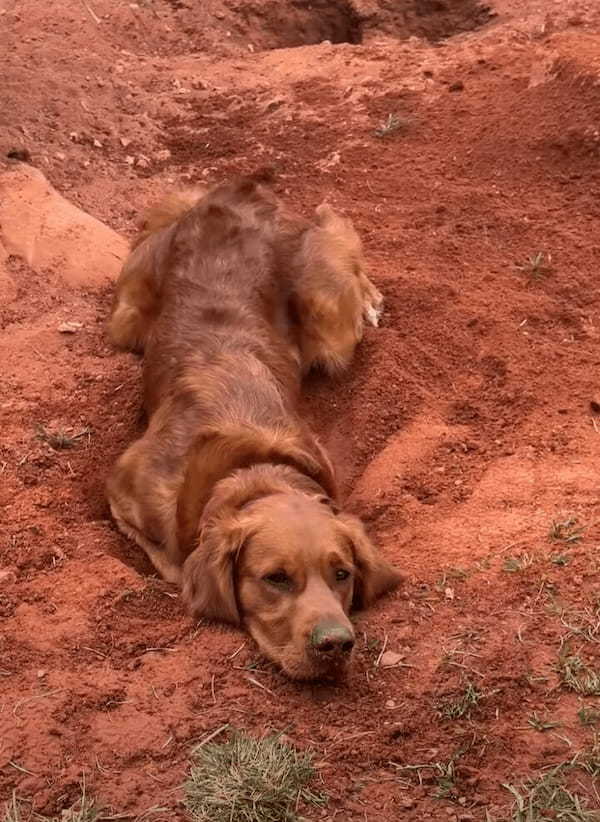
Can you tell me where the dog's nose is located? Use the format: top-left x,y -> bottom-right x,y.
309,621 -> 355,656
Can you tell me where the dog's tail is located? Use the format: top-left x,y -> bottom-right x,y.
132,186 -> 209,249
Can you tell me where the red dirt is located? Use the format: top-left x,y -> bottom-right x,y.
2,0 -> 600,819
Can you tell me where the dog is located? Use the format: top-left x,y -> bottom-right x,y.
106,173 -> 400,680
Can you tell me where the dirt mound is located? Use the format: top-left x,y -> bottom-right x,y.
3,0 -> 600,819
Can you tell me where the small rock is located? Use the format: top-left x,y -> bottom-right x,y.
449,81 -> 464,92
385,699 -> 396,709
37,669 -> 48,679
265,98 -> 284,114
125,155 -> 135,165
400,798 -> 415,809
445,586 -> 455,600
119,137 -> 132,148
135,154 -> 151,168
55,152 -> 66,161
92,138 -> 103,149
154,148 -> 171,163
58,321 -> 83,333
380,650 -> 404,668
69,132 -> 79,142
0,568 -> 17,585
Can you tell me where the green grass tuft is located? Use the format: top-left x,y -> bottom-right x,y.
438,682 -> 485,720
578,707 -> 600,726
374,113 -> 406,138
36,425 -> 91,450
549,517 -> 583,544
503,554 -> 534,573
3,788 -> 100,822
516,251 -> 553,281
502,769 -> 600,821
184,730 -> 326,822
558,651 -> 600,696
527,712 -> 560,732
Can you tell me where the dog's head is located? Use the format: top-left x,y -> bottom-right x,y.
182,475 -> 400,680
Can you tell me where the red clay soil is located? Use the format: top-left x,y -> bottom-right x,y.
2,0 -> 600,819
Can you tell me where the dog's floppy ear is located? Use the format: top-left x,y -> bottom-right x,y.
338,513 -> 401,609
181,515 -> 255,625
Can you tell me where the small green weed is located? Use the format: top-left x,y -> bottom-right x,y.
503,554 -> 534,573
36,425 -> 91,450
432,758 -> 459,800
558,651 -> 600,696
502,768 -> 599,821
559,602 -> 600,644
549,517 -> 583,544
527,712 -> 561,732
516,251 -> 553,281
573,736 -> 600,779
3,787 -> 101,822
438,682 -> 485,720
374,113 -> 406,138
578,707 -> 600,726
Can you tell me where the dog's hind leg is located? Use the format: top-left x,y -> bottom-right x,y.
293,203 -> 381,375
109,188 -> 207,352
358,269 -> 384,328
108,229 -> 172,352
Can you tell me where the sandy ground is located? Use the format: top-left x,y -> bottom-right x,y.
2,0 -> 600,819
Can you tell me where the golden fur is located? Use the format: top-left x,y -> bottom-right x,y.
106,174 -> 398,679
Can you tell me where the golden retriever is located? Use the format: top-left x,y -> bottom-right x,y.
106,173 -> 399,680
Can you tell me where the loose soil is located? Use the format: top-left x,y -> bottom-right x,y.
2,0 -> 600,819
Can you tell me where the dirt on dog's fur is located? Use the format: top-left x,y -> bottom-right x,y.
107,175 -> 398,679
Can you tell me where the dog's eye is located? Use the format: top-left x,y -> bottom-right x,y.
264,571 -> 291,588
336,569 -> 351,582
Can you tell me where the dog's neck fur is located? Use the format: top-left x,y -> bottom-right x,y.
199,463 -> 333,530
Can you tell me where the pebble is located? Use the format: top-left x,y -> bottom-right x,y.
58,321 -> 83,333
380,650 -> 404,668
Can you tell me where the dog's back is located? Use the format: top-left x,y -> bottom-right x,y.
142,177 -> 300,415
107,177 -> 335,570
